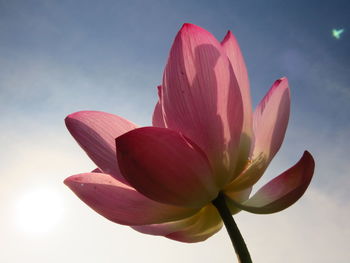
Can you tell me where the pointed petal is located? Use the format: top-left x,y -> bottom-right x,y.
162,23 -> 243,187
226,78 -> 290,190
152,86 -> 166,128
221,31 -> 252,122
64,172 -> 197,225
229,151 -> 314,214
116,127 -> 219,208
65,111 -> 137,184
132,204 -> 222,243
221,31 -> 253,173
252,77 -> 290,162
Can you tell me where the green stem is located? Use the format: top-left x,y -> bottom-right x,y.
212,192 -> 252,263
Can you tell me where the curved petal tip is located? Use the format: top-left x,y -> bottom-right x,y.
230,151 -> 315,214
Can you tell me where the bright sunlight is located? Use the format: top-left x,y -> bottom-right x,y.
14,187 -> 64,235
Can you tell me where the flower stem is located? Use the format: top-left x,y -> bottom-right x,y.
212,192 -> 252,263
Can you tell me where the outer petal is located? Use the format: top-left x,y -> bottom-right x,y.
116,127 -> 219,208
132,204 -> 222,243
225,78 -> 290,191
64,172 -> 197,225
228,151 -> 314,214
65,111 -> 137,184
221,31 -> 253,174
152,86 -> 166,127
162,23 -> 243,187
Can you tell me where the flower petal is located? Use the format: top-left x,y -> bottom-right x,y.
224,153 -> 266,191
225,78 -> 290,191
228,151 -> 314,214
162,23 -> 243,187
152,86 -> 166,128
116,127 -> 219,208
152,102 -> 165,127
224,187 -> 252,215
64,172 -> 197,225
132,204 -> 222,243
65,111 -> 137,184
221,31 -> 253,173
252,77 -> 290,162
91,168 -> 103,173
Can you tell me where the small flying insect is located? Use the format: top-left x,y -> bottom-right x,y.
332,28 -> 344,39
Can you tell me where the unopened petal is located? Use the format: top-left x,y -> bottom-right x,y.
132,204 -> 222,243
64,172 -> 197,225
228,151 -> 314,214
65,111 -> 137,184
116,127 -> 219,208
162,23 -> 243,187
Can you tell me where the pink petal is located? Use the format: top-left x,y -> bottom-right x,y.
65,111 -> 137,184
252,77 -> 290,162
229,151 -> 314,214
226,78 -> 290,191
64,172 -> 197,225
152,101 -> 165,127
116,127 -> 219,208
162,23 -> 243,187
132,204 -> 222,243
152,86 -> 166,127
221,31 -> 253,173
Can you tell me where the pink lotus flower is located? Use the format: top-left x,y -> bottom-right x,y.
64,23 -> 314,243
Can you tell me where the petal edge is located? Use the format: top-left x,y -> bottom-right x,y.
229,151 -> 314,214
64,172 -> 197,225
116,127 -> 219,208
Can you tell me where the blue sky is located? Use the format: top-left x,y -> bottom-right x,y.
1,0 -> 349,262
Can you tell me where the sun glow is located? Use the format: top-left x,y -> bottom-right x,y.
14,187 -> 64,234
